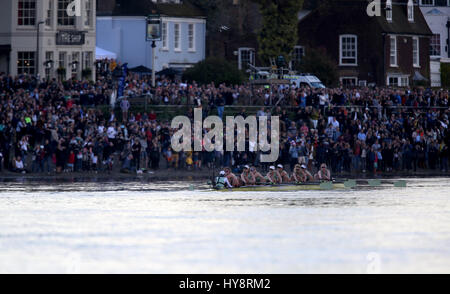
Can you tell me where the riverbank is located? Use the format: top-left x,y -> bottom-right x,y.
0,168 -> 449,183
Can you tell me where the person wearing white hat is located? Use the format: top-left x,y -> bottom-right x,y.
215,170 -> 232,189
240,165 -> 255,186
266,165 -> 282,184
277,164 -> 291,183
301,164 -> 314,182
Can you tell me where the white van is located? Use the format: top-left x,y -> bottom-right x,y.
282,74 -> 326,89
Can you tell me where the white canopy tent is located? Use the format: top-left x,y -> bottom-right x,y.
95,47 -> 117,60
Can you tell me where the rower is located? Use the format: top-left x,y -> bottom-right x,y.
291,164 -> 303,183
224,167 -> 241,187
277,164 -> 291,183
241,165 -> 256,186
300,164 -> 314,182
216,171 -> 233,189
250,166 -> 266,185
266,165 -> 282,184
314,163 -> 331,181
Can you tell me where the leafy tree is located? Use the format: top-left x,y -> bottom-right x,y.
296,47 -> 338,87
182,57 -> 245,85
189,0 -> 220,32
255,0 -> 304,65
441,63 -> 450,88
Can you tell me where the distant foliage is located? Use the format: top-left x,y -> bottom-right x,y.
256,0 -> 304,65
182,58 -> 245,85
296,47 -> 338,87
441,63 -> 450,88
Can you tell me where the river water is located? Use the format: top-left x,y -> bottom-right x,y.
0,177 -> 449,274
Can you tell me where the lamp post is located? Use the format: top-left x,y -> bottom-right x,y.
36,20 -> 45,79
146,14 -> 162,87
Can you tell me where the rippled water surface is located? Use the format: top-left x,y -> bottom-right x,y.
0,178 -> 449,273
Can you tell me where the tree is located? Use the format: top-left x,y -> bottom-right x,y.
296,47 -> 338,87
182,57 -> 245,85
255,0 -> 304,65
441,63 -> 450,88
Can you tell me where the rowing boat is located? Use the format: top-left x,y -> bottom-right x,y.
211,181 -> 346,192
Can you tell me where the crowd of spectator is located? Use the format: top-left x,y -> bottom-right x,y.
0,69 -> 448,177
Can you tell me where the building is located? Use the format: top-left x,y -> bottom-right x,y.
297,0 -> 433,87
96,0 -> 206,72
0,0 -> 96,80
418,0 -> 450,87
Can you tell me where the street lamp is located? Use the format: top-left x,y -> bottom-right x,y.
36,20 -> 45,79
146,13 -> 162,87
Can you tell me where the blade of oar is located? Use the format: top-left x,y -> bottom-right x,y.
394,180 -> 407,188
320,182 -> 333,190
344,179 -> 357,188
368,179 -> 381,187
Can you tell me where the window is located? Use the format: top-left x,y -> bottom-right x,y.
412,37 -> 420,67
46,0 -> 52,26
387,76 -> 409,87
162,22 -> 168,50
188,24 -> 195,51
340,77 -> 358,87
17,52 -> 35,75
45,51 -> 53,77
238,48 -> 255,70
386,0 -> 392,22
390,36 -> 397,66
292,46 -> 305,68
59,52 -> 66,69
419,0 -> 434,5
339,35 -> 357,66
85,0 -> 92,27
174,23 -> 181,51
18,0 -> 36,26
71,52 -> 79,73
84,52 -> 92,69
408,0 -> 414,22
430,34 -> 441,56
58,0 -> 75,26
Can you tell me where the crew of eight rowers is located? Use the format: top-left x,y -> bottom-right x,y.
217,163 -> 332,188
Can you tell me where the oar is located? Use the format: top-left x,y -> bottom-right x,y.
394,180 -> 407,188
344,179 -> 357,188
319,182 -> 334,190
368,179 -> 381,187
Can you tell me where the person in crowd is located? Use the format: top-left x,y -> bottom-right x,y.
12,156 -> 26,173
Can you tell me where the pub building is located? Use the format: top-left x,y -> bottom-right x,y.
0,0 -> 96,80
